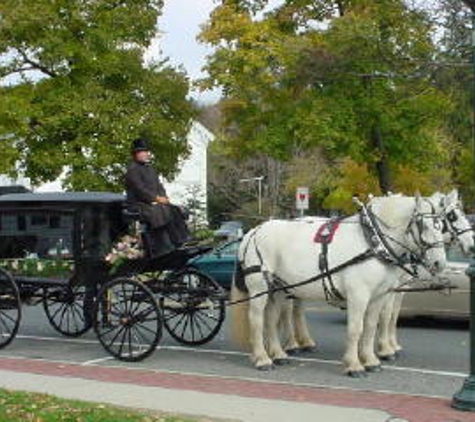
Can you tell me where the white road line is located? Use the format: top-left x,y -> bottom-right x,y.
16,334 -> 99,344
81,356 -> 114,366
7,334 -> 468,379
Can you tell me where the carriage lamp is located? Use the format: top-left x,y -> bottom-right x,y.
452,0 -> 475,412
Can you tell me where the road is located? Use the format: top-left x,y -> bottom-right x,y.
1,302 -> 469,400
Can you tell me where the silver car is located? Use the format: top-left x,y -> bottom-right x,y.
401,245 -> 471,318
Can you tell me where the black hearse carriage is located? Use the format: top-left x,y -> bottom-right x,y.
0,192 -> 225,361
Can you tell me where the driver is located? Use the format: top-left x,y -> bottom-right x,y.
125,137 -> 190,257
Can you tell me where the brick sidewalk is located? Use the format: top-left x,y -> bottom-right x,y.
0,357 -> 473,422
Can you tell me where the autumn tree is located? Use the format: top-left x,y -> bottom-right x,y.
200,0 -> 453,209
0,0 -> 195,191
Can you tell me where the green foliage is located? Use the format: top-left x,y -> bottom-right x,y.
200,0 -> 455,201
0,0 -> 195,190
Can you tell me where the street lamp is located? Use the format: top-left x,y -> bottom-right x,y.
453,0 -> 475,412
239,176 -> 264,215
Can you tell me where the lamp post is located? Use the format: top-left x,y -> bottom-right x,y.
239,176 -> 264,215
452,0 -> 475,412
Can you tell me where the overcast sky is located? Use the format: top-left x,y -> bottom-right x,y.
147,0 -> 219,103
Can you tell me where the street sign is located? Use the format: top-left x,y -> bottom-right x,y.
296,186 -> 309,210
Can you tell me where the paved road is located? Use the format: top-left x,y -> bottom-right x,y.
1,303 -> 469,400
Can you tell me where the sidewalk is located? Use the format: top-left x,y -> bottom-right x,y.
0,356 -> 473,422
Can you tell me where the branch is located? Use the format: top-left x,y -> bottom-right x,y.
16,49 -> 58,78
0,66 -> 35,79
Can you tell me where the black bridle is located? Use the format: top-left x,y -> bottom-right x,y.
440,205 -> 473,242
365,199 -> 445,276
405,200 -> 445,255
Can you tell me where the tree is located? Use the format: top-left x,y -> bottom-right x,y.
0,0 -> 195,191
199,0 -> 452,204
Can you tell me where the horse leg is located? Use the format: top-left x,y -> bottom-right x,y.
377,293 -> 397,361
279,299 -> 301,355
266,294 -> 290,365
342,291 -> 369,377
293,299 -> 317,352
359,295 -> 387,372
389,292 -> 405,357
247,274 -> 274,370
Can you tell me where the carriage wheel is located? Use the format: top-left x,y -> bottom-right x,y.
161,269 -> 225,346
0,268 -> 21,349
94,278 -> 162,362
43,284 -> 92,337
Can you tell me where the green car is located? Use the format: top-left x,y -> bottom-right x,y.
188,240 -> 240,290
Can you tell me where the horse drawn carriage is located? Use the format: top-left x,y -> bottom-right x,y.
0,192 -> 226,361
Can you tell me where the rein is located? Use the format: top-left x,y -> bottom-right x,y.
233,197 -> 447,306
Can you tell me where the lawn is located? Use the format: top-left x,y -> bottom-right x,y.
0,388 -> 198,421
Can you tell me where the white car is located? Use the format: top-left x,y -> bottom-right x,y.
400,245 -> 471,319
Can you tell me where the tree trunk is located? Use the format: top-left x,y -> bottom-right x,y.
371,124 -> 392,194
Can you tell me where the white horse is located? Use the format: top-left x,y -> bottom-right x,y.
231,194 -> 447,376
377,190 -> 474,360
278,190 -> 474,362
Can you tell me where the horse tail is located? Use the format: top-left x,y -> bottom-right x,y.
230,262 -> 251,351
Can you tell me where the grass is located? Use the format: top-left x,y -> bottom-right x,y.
0,388 -> 197,422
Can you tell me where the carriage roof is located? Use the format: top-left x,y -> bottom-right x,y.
0,192 -> 125,207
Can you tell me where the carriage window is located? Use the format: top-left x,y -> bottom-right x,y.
31,215 -> 47,226
17,216 -> 26,231
0,211 -> 74,259
49,215 -> 61,229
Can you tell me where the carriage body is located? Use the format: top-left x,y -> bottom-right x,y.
0,192 -> 225,360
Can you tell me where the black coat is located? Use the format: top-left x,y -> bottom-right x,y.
125,161 -> 171,229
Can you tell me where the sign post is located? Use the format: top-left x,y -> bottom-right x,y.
296,187 -> 309,217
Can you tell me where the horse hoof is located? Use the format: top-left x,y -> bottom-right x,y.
299,346 -> 318,353
286,348 -> 300,356
365,365 -> 382,373
379,354 -> 396,362
256,364 -> 274,371
273,358 -> 291,366
347,370 -> 367,378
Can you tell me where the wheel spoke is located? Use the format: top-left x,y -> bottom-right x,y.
193,310 -> 214,333
196,308 -> 220,322
180,314 -> 191,339
169,312 -> 187,333
106,324 -> 126,350
117,326 -> 129,357
133,321 -> 158,336
0,309 -> 17,325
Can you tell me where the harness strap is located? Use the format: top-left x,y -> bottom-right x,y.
241,265 -> 262,277
361,205 -> 419,278
227,249 -> 375,307
319,241 -> 345,303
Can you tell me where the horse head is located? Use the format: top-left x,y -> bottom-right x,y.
406,193 -> 446,273
430,189 -> 474,255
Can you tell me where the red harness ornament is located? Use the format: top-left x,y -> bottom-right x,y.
314,220 -> 341,244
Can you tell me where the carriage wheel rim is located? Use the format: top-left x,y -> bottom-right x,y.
94,278 -> 162,362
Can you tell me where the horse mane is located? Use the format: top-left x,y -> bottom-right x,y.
368,196 -> 416,229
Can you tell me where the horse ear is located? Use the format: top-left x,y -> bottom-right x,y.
414,191 -> 423,209
447,189 -> 458,204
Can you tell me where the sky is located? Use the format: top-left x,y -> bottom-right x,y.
147,0 -> 219,104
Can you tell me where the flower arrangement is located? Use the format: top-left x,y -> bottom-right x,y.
105,234 -> 144,274
0,257 -> 74,278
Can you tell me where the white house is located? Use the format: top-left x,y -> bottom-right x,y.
0,121 -> 214,222
163,121 -> 213,224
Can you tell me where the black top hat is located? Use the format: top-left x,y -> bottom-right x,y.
131,137 -> 150,153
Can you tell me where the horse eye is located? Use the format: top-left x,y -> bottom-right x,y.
447,211 -> 457,222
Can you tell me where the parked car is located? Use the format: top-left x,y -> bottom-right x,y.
400,244 -> 470,319
214,221 -> 244,241
188,240 -> 240,290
